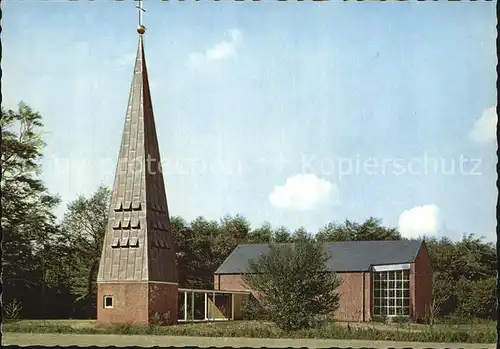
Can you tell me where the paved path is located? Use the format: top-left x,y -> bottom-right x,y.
2,333 -> 495,349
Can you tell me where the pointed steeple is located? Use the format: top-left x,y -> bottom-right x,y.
97,12 -> 179,325
97,34 -> 177,283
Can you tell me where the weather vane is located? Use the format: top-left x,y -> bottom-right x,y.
136,0 -> 146,35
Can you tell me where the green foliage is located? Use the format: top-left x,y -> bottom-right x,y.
57,185 -> 111,317
3,320 -> 496,343
455,276 -> 496,319
4,299 -> 23,322
151,312 -> 171,326
426,235 -> 496,319
316,217 -> 401,242
273,226 -> 293,243
391,316 -> 409,324
243,235 -> 341,331
248,222 -> 273,243
424,297 -> 440,326
241,295 -> 268,320
371,315 -> 388,324
1,102 -> 61,318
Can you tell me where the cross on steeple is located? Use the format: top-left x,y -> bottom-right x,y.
136,0 -> 146,34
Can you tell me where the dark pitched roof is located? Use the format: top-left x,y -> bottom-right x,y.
214,240 -> 423,274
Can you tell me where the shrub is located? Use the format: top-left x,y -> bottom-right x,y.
2,320 -> 496,343
150,311 -> 171,326
243,235 -> 342,331
4,299 -> 23,322
241,295 -> 268,320
424,297 -> 440,326
455,276 -> 496,319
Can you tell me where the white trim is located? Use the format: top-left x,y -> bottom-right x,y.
371,263 -> 410,272
183,292 -> 188,322
178,288 -> 250,295
97,280 -> 179,285
204,293 -> 208,320
178,319 -> 229,323
103,295 -> 114,309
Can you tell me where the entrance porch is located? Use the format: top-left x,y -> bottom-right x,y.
178,288 -> 250,322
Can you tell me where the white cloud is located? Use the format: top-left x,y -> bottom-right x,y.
188,29 -> 242,69
269,173 -> 337,211
469,106 -> 497,144
398,204 -> 440,239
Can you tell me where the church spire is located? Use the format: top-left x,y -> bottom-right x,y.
97,2 -> 179,325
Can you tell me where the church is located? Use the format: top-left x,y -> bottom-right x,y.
96,8 -> 433,326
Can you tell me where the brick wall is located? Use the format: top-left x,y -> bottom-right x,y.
97,282 -> 179,325
413,242 -> 433,322
97,282 -> 149,325
148,282 -> 179,325
215,272 -> 372,322
335,272 -> 371,321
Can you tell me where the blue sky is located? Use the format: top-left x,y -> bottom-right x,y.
3,1 -> 497,241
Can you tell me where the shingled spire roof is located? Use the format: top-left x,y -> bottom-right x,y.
97,34 -> 177,283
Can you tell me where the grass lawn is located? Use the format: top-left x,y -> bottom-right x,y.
2,319 -> 496,344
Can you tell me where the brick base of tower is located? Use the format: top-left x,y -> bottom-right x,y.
97,282 -> 178,325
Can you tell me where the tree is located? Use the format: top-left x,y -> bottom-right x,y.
426,234 -> 496,318
243,235 -> 342,331
180,216 -> 222,288
248,222 -> 273,243
273,226 -> 292,243
291,226 -> 310,242
1,102 -> 60,318
57,185 -> 111,317
455,276 -> 496,319
316,217 -> 401,242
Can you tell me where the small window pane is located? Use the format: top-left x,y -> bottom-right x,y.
374,298 -> 381,307
373,306 -> 381,315
380,299 -> 387,307
396,290 -> 402,298
403,298 -> 409,307
389,290 -> 395,298
393,272 -> 401,281
388,281 -> 395,289
403,271 -> 410,281
402,307 -> 410,315
374,281 -> 381,290
403,281 -> 409,289
389,299 -> 395,307
104,296 -> 113,308
403,290 -> 409,298
396,298 -> 403,307
374,289 -> 380,298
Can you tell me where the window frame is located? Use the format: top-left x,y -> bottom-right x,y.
372,267 -> 410,317
104,295 -> 114,309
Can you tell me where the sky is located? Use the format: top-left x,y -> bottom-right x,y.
2,1 -> 497,242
